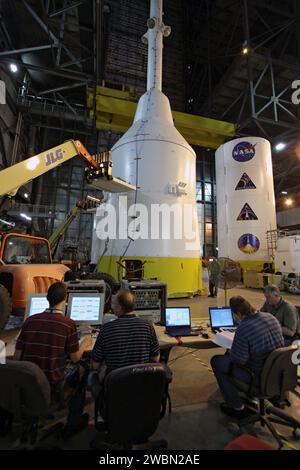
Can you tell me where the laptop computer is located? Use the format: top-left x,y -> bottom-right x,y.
209,307 -> 237,333
25,294 -> 49,320
165,307 -> 198,337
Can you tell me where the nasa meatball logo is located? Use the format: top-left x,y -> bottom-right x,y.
232,141 -> 256,162
238,233 -> 260,254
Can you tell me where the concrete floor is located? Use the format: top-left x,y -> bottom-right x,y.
168,284 -> 300,321
1,285 -> 300,450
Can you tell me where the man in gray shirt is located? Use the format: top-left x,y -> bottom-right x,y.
261,284 -> 299,344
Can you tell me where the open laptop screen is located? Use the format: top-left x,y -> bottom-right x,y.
26,294 -> 49,318
67,293 -> 104,324
166,307 -> 190,327
209,307 -> 234,329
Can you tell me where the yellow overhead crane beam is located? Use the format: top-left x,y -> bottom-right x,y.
87,85 -> 236,149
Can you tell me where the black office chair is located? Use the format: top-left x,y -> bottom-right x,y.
295,306 -> 300,391
89,363 -> 170,450
228,346 -> 300,449
0,360 -> 64,448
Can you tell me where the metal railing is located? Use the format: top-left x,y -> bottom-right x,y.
266,229 -> 300,260
7,202 -> 61,218
16,88 -> 88,120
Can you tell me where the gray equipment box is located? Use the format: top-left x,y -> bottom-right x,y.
121,279 -> 167,324
65,279 -> 106,295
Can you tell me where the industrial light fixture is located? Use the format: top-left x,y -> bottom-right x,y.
281,191 -> 288,195
0,218 -> 15,227
242,40 -> 249,55
87,195 -> 102,203
20,213 -> 32,221
9,63 -> 18,73
285,198 -> 293,207
24,193 -> 29,198
275,142 -> 286,151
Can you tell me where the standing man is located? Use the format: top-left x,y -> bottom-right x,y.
208,258 -> 221,298
261,284 -> 299,345
211,296 -> 284,419
14,282 -> 92,437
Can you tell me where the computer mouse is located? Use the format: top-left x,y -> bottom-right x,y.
201,333 -> 209,339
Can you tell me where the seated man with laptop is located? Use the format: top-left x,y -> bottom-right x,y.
13,282 -> 93,438
210,296 -> 284,419
92,289 -> 160,375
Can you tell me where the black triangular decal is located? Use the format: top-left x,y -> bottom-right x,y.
235,173 -> 256,190
237,203 -> 258,221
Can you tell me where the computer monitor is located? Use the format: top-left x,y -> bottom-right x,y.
165,307 -> 191,327
66,292 -> 104,325
25,294 -> 49,318
209,307 -> 234,329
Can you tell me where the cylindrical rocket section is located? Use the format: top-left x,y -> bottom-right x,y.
215,137 -> 276,269
146,0 -> 163,91
92,89 -> 201,296
92,0 -> 201,296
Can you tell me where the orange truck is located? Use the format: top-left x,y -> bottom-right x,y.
0,139 -> 106,330
0,232 -> 69,329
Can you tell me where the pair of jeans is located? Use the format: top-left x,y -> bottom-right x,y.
211,354 -> 256,409
209,280 -> 218,296
53,364 -> 89,427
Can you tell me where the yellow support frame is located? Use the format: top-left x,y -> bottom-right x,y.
87,86 -> 236,149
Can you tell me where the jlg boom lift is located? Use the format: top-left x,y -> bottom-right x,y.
0,140 -> 135,330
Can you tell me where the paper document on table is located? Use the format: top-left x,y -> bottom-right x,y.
213,331 -> 235,349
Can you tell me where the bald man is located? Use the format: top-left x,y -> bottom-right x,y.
92,289 -> 160,374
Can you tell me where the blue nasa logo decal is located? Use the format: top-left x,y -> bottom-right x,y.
232,141 -> 256,162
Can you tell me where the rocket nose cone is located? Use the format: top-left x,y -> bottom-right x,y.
133,89 -> 173,125
111,88 -> 195,157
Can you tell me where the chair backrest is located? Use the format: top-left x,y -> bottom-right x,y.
295,306 -> 300,334
0,360 -> 51,419
260,347 -> 298,399
104,363 -> 167,445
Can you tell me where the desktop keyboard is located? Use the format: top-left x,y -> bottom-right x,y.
220,328 -> 236,333
167,329 -> 199,337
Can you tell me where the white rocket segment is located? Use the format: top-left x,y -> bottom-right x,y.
143,0 -> 171,91
215,137 -> 277,261
91,0 -> 201,274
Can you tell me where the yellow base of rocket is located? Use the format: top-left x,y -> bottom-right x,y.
98,256 -> 203,298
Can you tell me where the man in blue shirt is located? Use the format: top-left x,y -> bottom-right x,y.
211,296 -> 284,419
